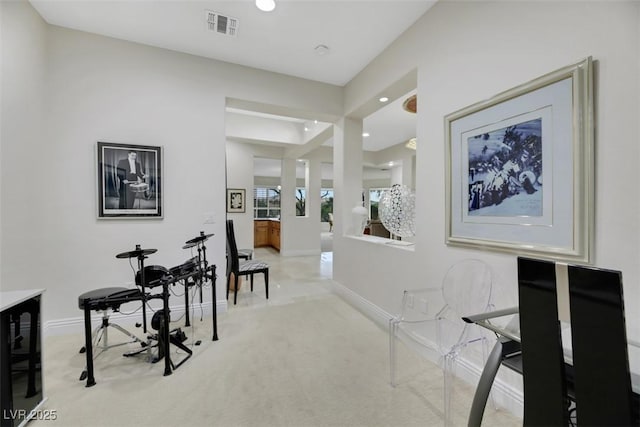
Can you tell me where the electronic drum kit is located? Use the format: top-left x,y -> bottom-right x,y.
111,232 -> 218,377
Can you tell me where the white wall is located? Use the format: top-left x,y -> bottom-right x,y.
0,0 -> 48,291
0,3 -> 343,325
336,0 -> 640,413
226,113 -> 303,145
37,25 -> 228,323
225,140 -> 255,250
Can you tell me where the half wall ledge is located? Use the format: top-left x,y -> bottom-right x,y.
345,235 -> 415,252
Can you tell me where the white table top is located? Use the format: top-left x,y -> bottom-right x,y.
0,289 -> 45,312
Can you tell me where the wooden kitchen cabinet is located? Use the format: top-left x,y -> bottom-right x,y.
270,221 -> 280,251
254,220 -> 280,251
254,220 -> 269,247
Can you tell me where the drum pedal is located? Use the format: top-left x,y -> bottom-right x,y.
172,328 -> 187,343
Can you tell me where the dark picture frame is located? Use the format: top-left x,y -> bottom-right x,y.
97,141 -> 163,218
227,188 -> 246,213
445,57 -> 594,262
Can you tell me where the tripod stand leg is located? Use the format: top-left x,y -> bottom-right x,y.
184,279 -> 191,327
162,282 -> 172,377
82,305 -> 96,387
211,266 -> 218,341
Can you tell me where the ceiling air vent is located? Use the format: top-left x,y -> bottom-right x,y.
205,10 -> 239,37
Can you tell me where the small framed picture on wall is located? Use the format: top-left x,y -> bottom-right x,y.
227,188 -> 246,213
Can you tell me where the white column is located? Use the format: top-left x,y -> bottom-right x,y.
404,154 -> 416,189
280,158 -> 296,252
391,165 -> 403,186
390,154 -> 416,189
333,117 -> 363,235
279,157 -> 322,256
308,157 -> 322,225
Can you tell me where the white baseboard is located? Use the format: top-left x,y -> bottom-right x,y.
330,280 -> 524,421
43,300 -> 228,337
330,280 -> 392,330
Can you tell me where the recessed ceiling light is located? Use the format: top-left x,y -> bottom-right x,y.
379,96 -> 389,103
388,161 -> 394,167
314,44 -> 330,56
256,0 -> 276,12
362,132 -> 370,138
304,127 -> 309,131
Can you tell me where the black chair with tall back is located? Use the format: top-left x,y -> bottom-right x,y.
517,257 -> 639,426
567,264 -> 636,426
517,257 -> 571,426
226,219 -> 269,305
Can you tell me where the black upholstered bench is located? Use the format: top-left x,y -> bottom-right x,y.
78,287 -> 142,312
78,287 -> 145,387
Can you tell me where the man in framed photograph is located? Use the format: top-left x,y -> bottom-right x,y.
116,150 -> 147,209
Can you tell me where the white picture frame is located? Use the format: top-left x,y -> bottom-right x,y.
97,141 -> 163,219
445,57 -> 594,262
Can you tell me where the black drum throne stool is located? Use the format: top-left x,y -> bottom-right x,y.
78,286 -> 145,387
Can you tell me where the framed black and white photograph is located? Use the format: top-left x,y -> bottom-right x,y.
97,142 -> 163,218
227,188 -> 246,213
445,57 -> 594,262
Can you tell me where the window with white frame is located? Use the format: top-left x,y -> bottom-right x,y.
254,187 -> 280,219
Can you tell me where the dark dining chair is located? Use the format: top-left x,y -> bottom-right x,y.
517,257 -> 638,426
567,263 -> 636,426
226,219 -> 269,305
517,257 -> 570,426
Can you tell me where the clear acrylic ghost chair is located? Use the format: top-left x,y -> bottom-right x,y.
389,259 -> 494,427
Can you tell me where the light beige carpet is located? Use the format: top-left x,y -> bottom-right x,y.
32,293 -> 520,426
